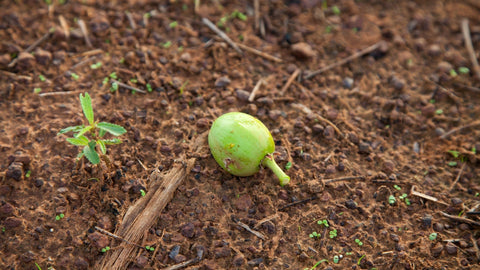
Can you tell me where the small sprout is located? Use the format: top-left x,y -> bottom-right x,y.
140,189 -> 146,197
146,83 -> 152,92
90,62 -> 102,69
55,213 -> 65,221
169,21 -> 178,28
71,73 -> 80,80
109,72 -> 118,79
25,170 -> 31,178
58,93 -> 126,165
458,67 -> 470,74
179,80 -> 189,95
329,229 -> 338,239
111,82 -> 119,92
331,5 -> 341,15
232,10 -> 247,21
333,255 -> 339,264
393,184 -> 401,190
357,254 -> 366,265
472,147 -> 476,154
101,246 -> 111,253
35,262 -> 42,270
429,232 -> 437,241
448,161 -> 458,167
448,150 -> 460,158
102,77 -> 109,85
119,58 -> 125,64
325,25 -> 333,33
145,246 -> 155,251
309,231 -> 320,238
405,198 -> 411,205
143,12 -> 151,19
34,88 -> 42,94
130,78 -> 138,83
399,193 -> 408,200
355,238 -> 363,246
345,252 -> 353,256
285,162 -> 292,170
182,4 -> 188,11
317,219 -> 329,227
388,195 -> 396,205
39,74 -> 46,82
449,69 -> 458,77
208,112 -> 290,186
435,109 -> 443,115
429,99 -> 435,104
163,41 -> 172,48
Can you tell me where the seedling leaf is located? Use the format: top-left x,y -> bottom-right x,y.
75,125 -> 94,138
97,140 -> 107,154
97,122 -> 127,136
103,138 -> 122,145
66,136 -> 89,146
83,143 -> 100,164
79,93 -> 95,125
58,125 -> 84,135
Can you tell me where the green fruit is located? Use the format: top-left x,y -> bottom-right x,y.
208,112 -> 290,186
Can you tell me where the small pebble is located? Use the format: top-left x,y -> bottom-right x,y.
169,245 -> 181,259
450,198 -> 462,205
345,199 -> 357,209
431,242 -> 443,257
445,242 -> 457,255
358,142 -> 372,154
342,77 -> 354,89
325,164 -> 336,174
390,76 -> 405,91
323,125 -> 335,139
236,89 -> 250,102
16,52 -> 35,70
6,162 -> 23,181
180,222 -> 195,238
34,48 -> 52,65
291,42 -> 316,59
232,253 -> 245,266
421,214 -> 433,228
214,76 -> 231,88
427,44 -> 442,56
437,61 -> 453,73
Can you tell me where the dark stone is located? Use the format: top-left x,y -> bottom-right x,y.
247,257 -> 264,266
180,222 -> 195,238
421,214 -> 433,228
232,253 -> 245,266
214,246 -> 230,258
214,76 -> 231,88
6,162 -> 23,181
236,89 -> 250,102
74,257 -> 89,270
87,232 -> 109,249
4,217 -> 22,228
0,202 -> 14,217
345,199 -> 357,209
358,142 -> 372,154
34,48 -> 52,65
135,255 -> 149,267
169,245 -> 180,259
445,242 -> 457,255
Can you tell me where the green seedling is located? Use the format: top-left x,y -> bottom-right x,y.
25,170 -> 31,178
472,147 -> 476,154
1,227 -> 5,232
101,246 -> 111,253
435,109 -> 443,115
317,219 -> 329,227
331,5 -> 340,15
309,231 -> 320,238
145,246 -> 155,251
130,78 -> 138,83
447,150 -> 460,158
163,41 -> 172,48
35,262 -> 42,270
58,93 -> 127,165
458,67 -> 470,74
146,83 -> 152,92
119,58 -> 125,64
303,259 -> 328,270
169,21 -> 178,28
355,238 -> 363,246
388,195 -> 396,205
329,229 -> 338,238
71,73 -> 80,80
90,62 -> 102,69
208,112 -> 290,186
285,161 -> 292,170
448,161 -> 457,167
429,232 -> 437,241
325,25 -> 333,33
449,69 -> 458,77
475,192 -> 479,197
55,213 -> 65,221
333,255 -> 339,264
357,254 -> 366,265
429,99 -> 435,104
34,87 -> 42,94
393,185 -> 401,190
140,189 -> 146,197
109,72 -> 117,79
39,74 -> 46,82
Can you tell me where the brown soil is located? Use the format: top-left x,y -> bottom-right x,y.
1,0 -> 480,269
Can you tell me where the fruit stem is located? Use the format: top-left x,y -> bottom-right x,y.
262,154 -> 290,186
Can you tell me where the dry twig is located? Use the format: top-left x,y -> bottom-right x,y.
324,176 -> 365,184
234,219 -> 266,240
279,196 -> 318,211
77,19 -> 92,47
58,15 -> 70,39
110,79 -> 147,94
95,226 -> 143,249
125,11 -> 136,30
254,214 -> 279,229
280,69 -> 300,95
449,162 -> 466,192
461,19 -> 480,81
202,17 -> 243,55
440,211 -> 480,227
38,90 -> 83,97
410,186 -> 448,206
235,42 -> 283,63
440,120 -> 480,139
305,41 -> 384,80
248,78 -> 264,102
8,30 -> 52,68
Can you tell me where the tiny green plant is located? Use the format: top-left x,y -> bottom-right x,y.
90,62 -> 102,69
101,246 -> 111,253
58,93 -> 127,165
169,21 -> 178,28
449,69 -> 458,77
1,227 -> 5,232
39,74 -> 46,82
55,213 -> 65,221
448,161 -> 458,167
140,189 -> 146,197
34,87 -> 42,94
317,219 -> 329,227
145,245 -> 155,251
303,259 -> 328,270
331,5 -> 341,15
329,229 -> 338,238
393,185 -> 401,190
435,109 -> 443,115
25,170 -> 31,178
429,232 -> 437,241
309,231 -> 320,238
71,73 -> 80,80
163,41 -> 172,48
285,161 -> 292,170
35,262 -> 42,270
458,67 -> 470,74
388,195 -> 396,205
110,82 -> 119,92
109,72 -> 117,79
355,238 -> 363,246
146,83 -> 152,92
333,255 -> 339,264
357,254 -> 366,265
447,150 -> 460,158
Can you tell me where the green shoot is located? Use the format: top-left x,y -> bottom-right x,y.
25,170 -> 31,178
448,161 -> 457,167
333,255 -> 339,263
55,213 -> 65,221
169,21 -> 178,28
429,232 -> 437,241
357,254 -> 366,265
329,229 -> 338,238
58,93 -> 126,165
435,109 -> 443,115
355,238 -> 363,246
388,195 -> 396,205
90,62 -> 102,69
309,231 -> 320,238
449,69 -> 458,77
111,82 -> 119,92
140,189 -> 146,197
285,161 -> 292,170
130,78 -> 138,83
393,185 -> 401,190
447,150 -> 460,158
34,88 -> 42,94
331,6 -> 340,15
145,246 -> 155,251
163,41 -> 172,48
35,262 -> 42,270
101,246 -> 111,253
146,83 -> 152,92
179,80 -> 189,95
317,219 -> 329,227
39,74 -> 46,82
458,67 -> 470,74
109,72 -> 117,79
71,73 -> 80,80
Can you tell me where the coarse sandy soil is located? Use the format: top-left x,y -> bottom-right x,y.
1,0 -> 480,269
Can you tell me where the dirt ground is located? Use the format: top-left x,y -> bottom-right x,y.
1,0 -> 480,269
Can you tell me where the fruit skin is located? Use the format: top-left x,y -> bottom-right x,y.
208,112 -> 275,177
